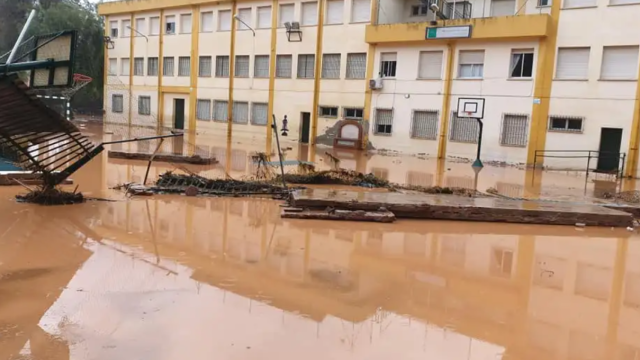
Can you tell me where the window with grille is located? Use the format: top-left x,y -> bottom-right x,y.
233,102 -> 249,124
122,19 -> 131,37
374,109 -> 393,135
235,55 -> 250,77
326,0 -> 344,24
252,103 -> 268,125
538,0 -> 550,5
319,106 -> 338,117
178,56 -> 191,76
302,2 -> 318,25
112,94 -> 124,113
150,17 -> 160,35
279,4 -> 294,27
411,110 -> 438,140
322,54 -> 341,79
216,56 -> 230,77
165,15 -> 176,34
257,6 -> 271,29
121,58 -> 130,76
352,0 -> 371,22
418,51 -> 443,79
110,21 -> 119,38
548,116 -> 584,133
196,99 -> 212,120
237,8 -> 251,30
147,57 -> 158,76
510,50 -> 534,78
601,46 -> 639,80
213,100 -> 229,122
344,107 -> 363,119
219,10 -> 231,31
180,14 -> 192,33
449,113 -> 478,143
138,96 -> 151,115
134,58 -> 144,76
254,55 -> 269,77
556,47 -> 590,80
108,58 -> 117,75
163,57 -> 174,76
346,53 -> 366,79
276,55 -> 292,78
199,56 -> 212,77
500,114 -> 528,147
201,12 -> 214,32
458,50 -> 484,78
380,52 -> 397,77
297,54 -> 315,78
411,4 -> 429,15
135,18 -> 146,35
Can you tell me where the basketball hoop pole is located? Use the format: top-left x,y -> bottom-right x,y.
473,118 -> 484,168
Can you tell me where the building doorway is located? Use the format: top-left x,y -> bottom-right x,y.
300,112 -> 311,144
173,98 -> 185,130
596,127 -> 622,173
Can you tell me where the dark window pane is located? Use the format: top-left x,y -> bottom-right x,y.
568,119 -> 582,130
523,53 -> 534,77
551,118 -> 566,129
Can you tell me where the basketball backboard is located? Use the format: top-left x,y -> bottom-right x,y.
456,97 -> 485,119
30,30 -> 76,89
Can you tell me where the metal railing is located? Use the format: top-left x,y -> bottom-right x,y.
533,150 -> 627,179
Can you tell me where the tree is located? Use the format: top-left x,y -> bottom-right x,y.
0,0 -> 32,54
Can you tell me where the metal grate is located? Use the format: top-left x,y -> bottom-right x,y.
346,53 -> 366,79
251,103 -> 268,125
449,112 -> 478,143
276,55 -> 292,78
163,57 -> 174,76
216,56 -> 230,77
112,94 -> 124,113
374,109 -> 393,135
411,110 -> 438,140
199,56 -> 212,77
322,54 -> 341,79
548,115 -> 584,133
134,58 -> 144,76
148,57 -> 158,76
235,55 -> 250,77
297,54 -> 315,78
196,99 -> 212,120
138,96 -> 151,115
500,113 -> 528,147
178,56 -> 191,77
213,100 -> 228,122
233,101 -> 249,124
254,55 -> 269,77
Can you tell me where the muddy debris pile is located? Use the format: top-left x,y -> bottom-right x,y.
16,186 -> 84,205
278,169 -> 390,187
152,171 -> 291,198
398,185 -> 479,197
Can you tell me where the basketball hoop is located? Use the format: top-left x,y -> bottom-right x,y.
60,73 -> 92,98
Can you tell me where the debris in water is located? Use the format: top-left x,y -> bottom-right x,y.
575,223 -> 586,228
16,186 -> 84,205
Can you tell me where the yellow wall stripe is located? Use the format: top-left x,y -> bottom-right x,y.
227,1 -> 238,141
157,9 -> 165,131
128,13 -> 135,127
436,43 -> 455,159
361,0 -> 378,150
266,0 -> 278,152
310,0 -> 325,145
188,5 -> 200,133
624,66 -> 640,176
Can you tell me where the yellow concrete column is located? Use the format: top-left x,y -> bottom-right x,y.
188,6 -> 200,135
227,1 -> 238,141
157,9 -> 165,132
624,65 -> 640,177
361,0 -> 378,150
103,15 -> 110,123
266,0 -> 278,155
310,0 -> 326,146
128,13 -> 135,127
525,1 -> 560,166
436,42 -> 455,159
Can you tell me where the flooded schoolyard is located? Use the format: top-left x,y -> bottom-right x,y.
2,124 -> 640,359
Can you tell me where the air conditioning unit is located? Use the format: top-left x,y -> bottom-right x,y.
369,78 -> 383,90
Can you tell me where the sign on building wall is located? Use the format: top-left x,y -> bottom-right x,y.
425,25 -> 472,39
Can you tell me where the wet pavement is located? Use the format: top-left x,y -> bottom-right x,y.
2,123 -> 640,359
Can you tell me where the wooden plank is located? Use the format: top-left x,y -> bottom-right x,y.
282,209 -> 396,223
108,151 -> 217,165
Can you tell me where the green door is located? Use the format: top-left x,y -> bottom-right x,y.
174,99 -> 185,130
596,127 -> 622,173
300,112 -> 310,144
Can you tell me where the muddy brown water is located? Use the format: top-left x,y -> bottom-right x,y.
2,124 -> 640,359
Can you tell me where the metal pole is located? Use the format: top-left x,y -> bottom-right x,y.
586,150 -> 591,181
472,119 -> 483,168
7,9 -> 36,65
272,114 -> 287,189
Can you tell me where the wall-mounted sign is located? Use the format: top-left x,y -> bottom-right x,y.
426,25 -> 472,39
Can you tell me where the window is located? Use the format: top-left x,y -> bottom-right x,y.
563,0 -> 596,8
233,102 -> 249,124
216,56 -> 230,77
458,50 -> 484,78
150,17 -> 160,35
411,110 -> 439,139
346,53 -> 366,78
199,56 -> 212,77
445,2 -> 472,18
490,0 -> 515,16
548,116 -> 584,133
556,47 -> 590,80
135,18 -> 146,35
449,113 -> 479,143
163,57 -> 175,76
196,99 -> 212,120
352,0 -> 371,22
180,14 -> 192,33
112,94 -> 124,113
538,0 -> 550,5
252,103 -> 269,125
214,100 -> 229,122
279,4 -> 294,27
178,56 -> 191,76
298,54 -> 315,78
601,46 -> 639,80
411,4 -> 429,15
610,0 -> 638,4
319,106 -> 338,117
302,2 -> 318,25
257,6 -> 272,28
219,10 -> 231,31
121,58 -> 130,76
133,58 -> 144,76
500,114 -> 528,147
374,109 -> 393,134
510,50 -> 534,78
110,21 -> 118,38
138,96 -> 151,115
237,8 -> 251,30
165,15 -> 176,34
276,55 -> 293,77
380,52 -> 397,77
148,57 -> 159,76
418,51 -> 443,79
322,54 -> 341,78
344,107 -> 363,119
326,0 -> 344,24
122,19 -> 131,37
254,55 -> 270,77
201,12 -> 214,32
108,58 -> 117,75
234,55 -> 250,77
